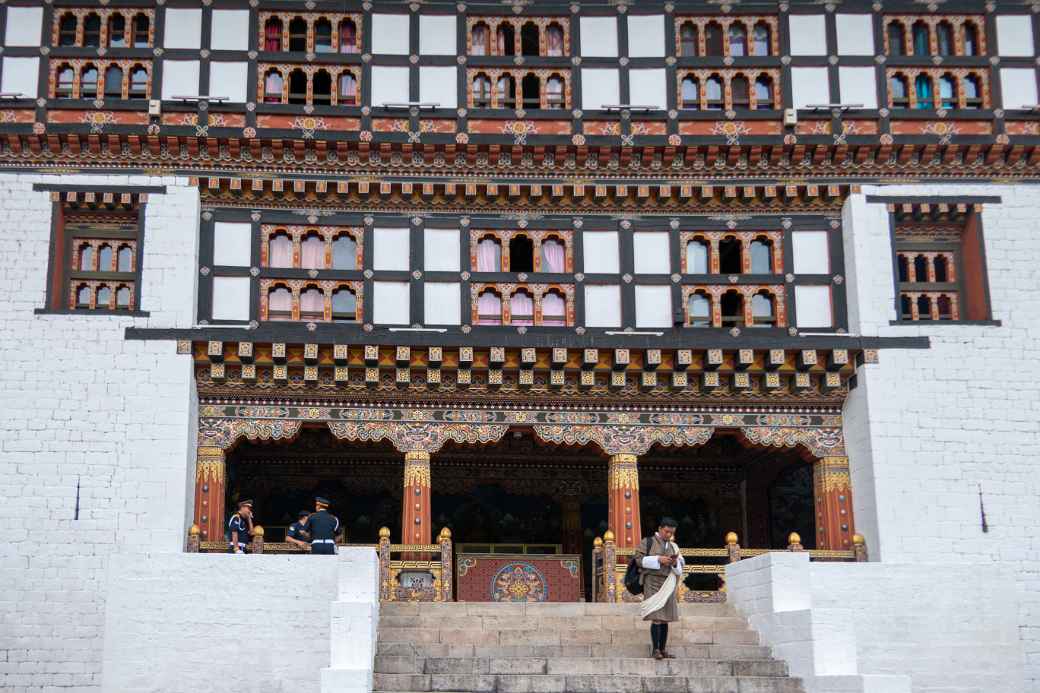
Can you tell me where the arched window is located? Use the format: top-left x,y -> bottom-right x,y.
264,70 -> 284,104
268,232 -> 293,268
937,295 -> 953,320
720,291 -> 744,327
911,21 -> 929,56
752,22 -> 771,56
913,254 -> 929,281
338,72 -> 358,105
719,237 -> 742,273
476,237 -> 502,272
686,240 -> 709,273
471,22 -> 490,56
754,75 -> 774,109
916,294 -> 932,320
897,255 -> 910,282
546,76 -> 565,109
96,285 -> 111,308
332,288 -> 357,321
899,294 -> 913,320
728,23 -> 748,57
936,22 -> 954,56
300,286 -> 324,321
58,14 -> 77,46
268,286 -> 293,320
116,286 -> 131,308
750,238 -> 772,273
731,75 -> 750,109
76,285 -> 92,308
938,74 -> 956,109
914,74 -> 933,109
751,292 -> 775,327
508,235 -> 534,272
887,22 -> 906,56
962,22 -> 979,56
300,233 -> 325,269
541,238 -> 565,272
688,293 -> 711,327
963,75 -> 982,108
521,73 -> 541,110
510,289 -> 534,325
681,76 -> 699,109
497,23 -> 515,56
128,67 -> 148,99
78,244 -> 94,271
314,19 -> 333,53
705,76 -> 723,110
680,23 -> 698,57
497,75 -> 517,109
83,14 -> 101,47
520,22 -> 539,56
705,23 -> 724,56
339,20 -> 358,54
477,289 -> 502,325
890,75 -> 909,108
312,70 -> 332,106
547,23 -> 565,56
288,69 -> 308,105
117,245 -> 133,272
104,66 -> 123,99
80,65 -> 99,99
264,17 -> 283,51
108,14 -> 127,48
288,17 -> 307,52
472,74 -> 492,108
332,233 -> 357,269
98,245 -> 113,271
56,66 -> 75,99
132,14 -> 150,48
541,290 -> 566,326
934,254 -> 949,282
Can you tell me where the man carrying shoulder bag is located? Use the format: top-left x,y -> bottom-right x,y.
632,517 -> 685,660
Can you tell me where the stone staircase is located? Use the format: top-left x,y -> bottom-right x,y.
374,602 -> 802,693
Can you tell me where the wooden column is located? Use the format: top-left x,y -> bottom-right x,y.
194,446 -> 226,542
813,456 -> 855,550
607,453 -> 641,549
402,450 -> 432,545
561,495 -> 582,554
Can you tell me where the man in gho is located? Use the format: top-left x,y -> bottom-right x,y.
633,517 -> 685,660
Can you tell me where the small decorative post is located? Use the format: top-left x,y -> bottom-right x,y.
438,527 -> 453,602
186,524 -> 201,553
251,525 -> 265,554
852,533 -> 868,562
591,536 -> 603,602
602,529 -> 617,603
725,531 -> 741,563
378,527 -> 392,602
787,531 -> 804,552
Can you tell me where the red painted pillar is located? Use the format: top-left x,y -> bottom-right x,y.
608,453 -> 641,549
194,446 -> 226,543
813,456 -> 855,550
402,450 -> 432,546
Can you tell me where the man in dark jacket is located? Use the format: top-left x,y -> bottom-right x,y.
303,496 -> 340,555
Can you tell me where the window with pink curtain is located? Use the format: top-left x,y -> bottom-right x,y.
268,287 -> 292,319
541,239 -> 565,272
339,20 -> 357,54
547,25 -> 564,56
476,238 -> 501,272
264,71 -> 284,104
300,288 -> 324,319
300,235 -> 324,269
338,73 -> 357,105
264,19 -> 282,51
269,234 -> 293,267
472,24 -> 489,56
510,291 -> 534,325
477,291 -> 502,324
541,291 -> 565,325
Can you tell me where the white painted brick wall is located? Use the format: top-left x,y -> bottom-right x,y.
0,174 -> 199,692
841,184 -> 1040,687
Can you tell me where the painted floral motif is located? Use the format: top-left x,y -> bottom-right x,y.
82,111 -> 116,134
711,120 -> 751,145
292,116 -> 328,139
502,120 -> 537,145
491,562 -> 547,602
920,121 -> 959,145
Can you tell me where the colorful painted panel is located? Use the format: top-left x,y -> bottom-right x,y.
456,553 -> 582,602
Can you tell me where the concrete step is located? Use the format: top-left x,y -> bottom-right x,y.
379,602 -> 736,618
374,655 -> 788,678
378,627 -> 759,647
379,614 -> 751,631
372,673 -> 804,693
377,642 -> 775,661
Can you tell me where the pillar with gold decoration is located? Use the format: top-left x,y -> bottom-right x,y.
402,450 -> 432,546
608,453 -> 642,549
813,456 -> 855,550
194,446 -> 227,543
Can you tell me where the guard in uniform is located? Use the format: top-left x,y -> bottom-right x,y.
303,496 -> 340,555
286,510 -> 311,549
227,499 -> 254,554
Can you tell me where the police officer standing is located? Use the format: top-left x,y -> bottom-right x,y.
286,510 -> 311,550
227,499 -> 253,554
303,496 -> 340,555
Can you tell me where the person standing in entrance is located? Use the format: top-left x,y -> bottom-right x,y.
227,499 -> 254,554
286,510 -> 311,550
633,517 -> 685,659
303,496 -> 340,554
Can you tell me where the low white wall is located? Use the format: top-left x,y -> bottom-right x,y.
727,553 -> 1024,693
101,549 -> 379,693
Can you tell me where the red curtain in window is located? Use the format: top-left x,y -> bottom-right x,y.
264,22 -> 282,51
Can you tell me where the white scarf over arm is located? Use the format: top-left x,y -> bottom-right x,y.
639,541 -> 683,618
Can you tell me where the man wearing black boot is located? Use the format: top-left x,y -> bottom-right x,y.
633,517 -> 684,659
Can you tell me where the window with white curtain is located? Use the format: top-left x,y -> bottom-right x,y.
633,232 -> 670,274
635,285 -> 672,327
212,276 -> 250,321
374,228 -> 410,271
582,231 -> 619,273
213,223 -> 252,267
795,285 -> 833,327
584,284 -> 621,327
374,281 -> 410,324
424,282 -> 460,325
423,228 -> 460,271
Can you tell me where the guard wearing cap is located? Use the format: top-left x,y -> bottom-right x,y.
286,510 -> 311,550
303,496 -> 340,555
227,499 -> 254,554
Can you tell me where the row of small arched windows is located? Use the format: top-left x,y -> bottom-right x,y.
54,63 -> 149,100
475,235 -> 567,273
261,68 -> 358,106
267,285 -> 358,322
475,288 -> 568,326
899,293 -> 957,321
889,72 -> 983,110
77,243 -> 134,273
470,21 -> 566,57
897,253 -> 954,283
687,290 -> 778,327
56,12 -> 150,48
263,17 -> 359,54
886,19 -> 981,57
470,72 -> 566,110
267,232 -> 359,270
680,74 -> 775,111
679,21 -> 773,57
686,238 -> 774,274
74,283 -> 133,310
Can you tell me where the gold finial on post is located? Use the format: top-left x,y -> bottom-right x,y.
438,526 -> 452,541
787,532 -> 803,552
250,525 -> 265,554
725,531 -> 741,563
593,536 -> 603,548
603,529 -> 615,544
725,531 -> 738,545
189,524 -> 201,536
379,526 -> 391,539
852,533 -> 868,562
186,524 -> 201,552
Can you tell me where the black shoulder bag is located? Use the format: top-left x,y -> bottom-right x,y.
623,538 -> 650,595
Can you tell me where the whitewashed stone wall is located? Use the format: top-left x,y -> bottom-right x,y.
841,184 -> 1040,687
0,173 -> 199,692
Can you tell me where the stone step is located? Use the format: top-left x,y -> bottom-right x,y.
379,602 -> 735,618
378,627 -> 759,647
372,673 -> 804,693
374,655 -> 788,678
379,614 -> 751,631
377,642 -> 775,661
